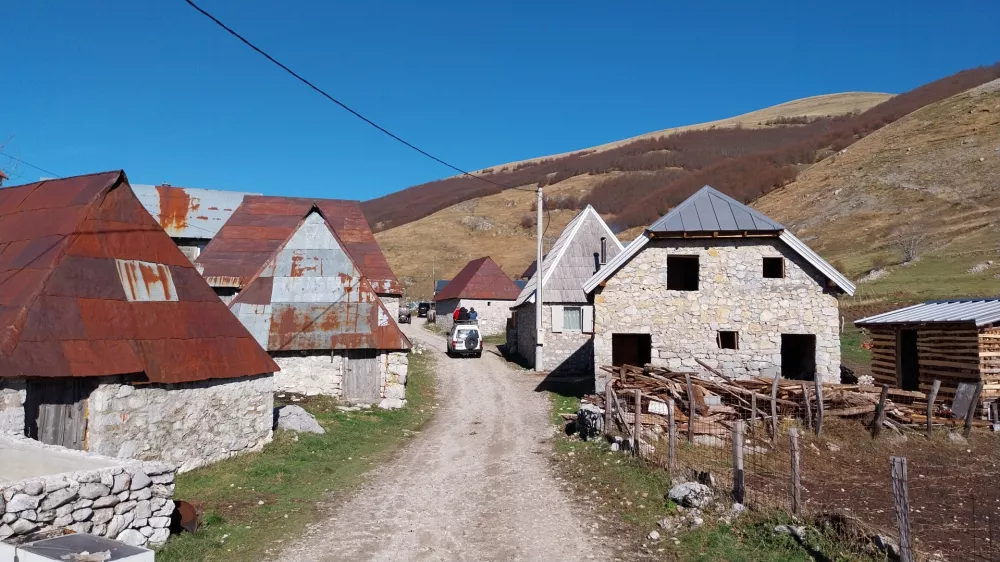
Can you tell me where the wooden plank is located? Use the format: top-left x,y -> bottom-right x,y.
770,376 -> 779,441
686,374 -> 695,445
891,457 -> 914,562
963,382 -> 984,438
667,399 -> 676,474
633,389 -> 642,457
790,428 -> 801,515
604,380 -> 613,437
801,383 -> 812,430
814,376 -> 824,436
732,421 -> 745,504
926,380 -> 941,440
918,359 -> 981,370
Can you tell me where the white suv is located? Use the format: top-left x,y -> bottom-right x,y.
447,321 -> 482,358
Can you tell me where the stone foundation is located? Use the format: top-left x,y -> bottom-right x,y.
273,352 -> 344,396
0,379 -> 25,436
88,374 -> 274,472
0,437 -> 176,548
594,239 -> 841,386
379,351 -> 409,408
435,298 -> 512,336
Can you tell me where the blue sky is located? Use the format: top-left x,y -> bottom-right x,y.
4,0 -> 998,200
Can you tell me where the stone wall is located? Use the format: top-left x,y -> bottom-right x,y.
0,438 -> 176,548
378,350 -> 409,409
593,239 -> 841,388
273,352 -> 344,396
435,298 -> 512,336
88,374 -> 274,473
379,295 -> 401,323
514,304 -> 594,374
0,379 -> 25,436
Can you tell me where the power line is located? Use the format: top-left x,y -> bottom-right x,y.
0,151 -> 62,179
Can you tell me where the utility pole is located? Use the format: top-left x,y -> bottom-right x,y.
534,186 -> 544,371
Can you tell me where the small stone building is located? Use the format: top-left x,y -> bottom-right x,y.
511,206 -> 624,374
132,183 -> 258,261
435,257 -> 521,336
197,205 -> 411,407
855,298 -> 1000,407
584,186 -> 855,390
0,172 -> 278,472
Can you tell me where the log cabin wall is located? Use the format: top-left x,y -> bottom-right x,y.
868,323 -> 983,401
980,327 -> 1000,401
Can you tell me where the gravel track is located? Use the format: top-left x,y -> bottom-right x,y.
280,323 -> 606,561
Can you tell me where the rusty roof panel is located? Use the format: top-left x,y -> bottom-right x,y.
197,195 -> 401,295
229,211 -> 409,351
132,184 -> 259,240
0,171 -> 278,383
434,257 -> 520,301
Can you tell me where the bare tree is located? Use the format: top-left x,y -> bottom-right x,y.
895,227 -> 927,263
0,134 -> 21,186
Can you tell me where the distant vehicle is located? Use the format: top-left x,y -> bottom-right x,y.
398,307 -> 411,324
417,302 -> 431,317
447,320 -> 482,358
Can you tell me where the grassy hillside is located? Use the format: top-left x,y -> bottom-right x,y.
756,78 -> 1000,317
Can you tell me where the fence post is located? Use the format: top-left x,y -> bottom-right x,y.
604,380 -> 613,436
790,427 -> 801,515
814,376 -> 824,436
872,385 -> 890,439
632,389 -> 642,458
686,374 -> 696,445
619,364 -> 626,383
667,398 -> 676,474
750,393 -> 758,429
891,456 -> 914,562
801,383 -> 812,431
732,420 -> 745,504
925,379 -> 941,440
963,381 -> 984,439
770,376 -> 779,442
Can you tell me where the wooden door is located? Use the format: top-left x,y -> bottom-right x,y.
343,350 -> 380,404
24,379 -> 94,450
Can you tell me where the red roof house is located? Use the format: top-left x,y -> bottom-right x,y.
0,171 -> 278,468
434,257 -> 519,336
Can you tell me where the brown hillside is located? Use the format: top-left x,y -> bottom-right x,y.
756,79 -> 1000,308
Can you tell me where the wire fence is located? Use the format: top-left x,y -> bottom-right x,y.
595,375 -> 1000,562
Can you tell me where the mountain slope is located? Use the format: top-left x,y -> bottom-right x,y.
755,79 -> 1000,311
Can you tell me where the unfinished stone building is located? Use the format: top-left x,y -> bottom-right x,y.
584,186 -> 855,390
0,172 -> 278,472
511,206 -> 624,374
435,257 -> 521,337
197,205 -> 410,407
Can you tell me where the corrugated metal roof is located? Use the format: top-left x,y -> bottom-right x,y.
132,184 -> 258,240
648,185 -> 784,233
196,195 -> 401,295
434,279 -> 451,294
514,206 -> 624,307
855,298 -> 1000,327
0,171 -> 278,383
230,211 -> 410,352
434,257 -> 520,301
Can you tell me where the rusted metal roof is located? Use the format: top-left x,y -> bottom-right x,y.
132,184 -> 258,240
434,257 -> 520,301
0,171 -> 278,383
196,195 -> 401,295
229,211 -> 410,351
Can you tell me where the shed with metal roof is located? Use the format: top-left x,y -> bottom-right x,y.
434,257 -> 519,336
0,171 -> 277,470
855,299 -> 1000,406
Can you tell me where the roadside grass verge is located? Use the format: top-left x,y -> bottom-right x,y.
156,352 -> 436,562
482,333 -> 506,346
547,394 -> 885,561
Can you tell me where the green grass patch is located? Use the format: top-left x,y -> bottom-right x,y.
840,325 -> 871,369
156,352 -> 436,562
550,393 -> 580,426
482,333 -> 506,346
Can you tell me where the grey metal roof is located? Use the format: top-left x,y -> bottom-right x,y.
133,184 -> 259,240
648,185 -> 784,233
855,298 -> 1000,327
435,279 -> 451,293
514,206 -> 624,307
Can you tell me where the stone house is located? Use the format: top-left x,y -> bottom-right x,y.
132,183 -> 258,262
196,205 -> 411,407
434,257 -> 521,336
195,195 -> 404,319
510,206 -> 624,374
583,186 -> 855,390
0,171 -> 278,472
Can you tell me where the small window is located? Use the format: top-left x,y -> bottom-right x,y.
717,331 -> 739,350
563,306 -> 583,330
667,255 -> 699,291
763,257 -> 784,279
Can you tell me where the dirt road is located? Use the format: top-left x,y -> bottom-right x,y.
281,324 -> 607,561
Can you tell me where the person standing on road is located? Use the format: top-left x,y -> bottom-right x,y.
469,308 -> 478,320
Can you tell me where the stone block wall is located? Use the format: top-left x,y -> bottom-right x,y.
593,239 -> 841,386
88,374 -> 274,472
514,304 -> 536,366
273,352 -> 344,396
0,379 -> 25,435
378,350 -> 409,408
514,304 -> 594,374
0,439 -> 176,548
435,298 -> 512,336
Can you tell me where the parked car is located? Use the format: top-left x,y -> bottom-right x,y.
447,320 -> 482,358
417,302 -> 431,318
398,307 -> 411,324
